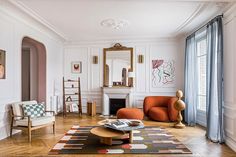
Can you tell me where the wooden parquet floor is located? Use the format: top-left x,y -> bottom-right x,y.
0,114 -> 235,157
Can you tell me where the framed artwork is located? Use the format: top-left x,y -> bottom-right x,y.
0,49 -> 6,79
71,61 -> 82,73
152,59 -> 175,88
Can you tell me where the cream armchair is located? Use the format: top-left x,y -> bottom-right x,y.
10,100 -> 55,142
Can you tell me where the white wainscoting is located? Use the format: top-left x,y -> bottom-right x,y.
63,40 -> 185,114
223,5 -> 236,152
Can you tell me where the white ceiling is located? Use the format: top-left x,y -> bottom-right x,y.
9,0 -> 233,42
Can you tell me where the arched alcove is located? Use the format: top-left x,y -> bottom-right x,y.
21,37 -> 46,103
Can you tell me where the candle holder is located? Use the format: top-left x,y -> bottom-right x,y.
138,54 -> 144,63
93,56 -> 98,64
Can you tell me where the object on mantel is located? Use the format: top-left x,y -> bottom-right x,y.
128,71 -> 135,87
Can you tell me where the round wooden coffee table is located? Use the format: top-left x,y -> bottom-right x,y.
90,127 -> 125,145
93,119 -> 144,145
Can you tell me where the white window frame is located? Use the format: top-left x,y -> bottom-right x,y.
196,31 -> 207,127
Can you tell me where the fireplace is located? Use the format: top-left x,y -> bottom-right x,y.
102,87 -> 133,115
109,98 -> 126,115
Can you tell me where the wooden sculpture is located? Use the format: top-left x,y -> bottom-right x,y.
174,90 -> 186,129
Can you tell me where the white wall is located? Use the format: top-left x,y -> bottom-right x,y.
0,2 -> 63,139
63,40 -> 185,113
223,5 -> 236,152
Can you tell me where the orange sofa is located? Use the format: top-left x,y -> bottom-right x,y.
143,96 -> 178,122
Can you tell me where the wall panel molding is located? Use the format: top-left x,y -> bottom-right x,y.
225,136 -> 236,152
135,45 -> 147,93
63,40 -> 184,116
90,47 -> 101,92
224,115 -> 234,137
223,7 -> 236,152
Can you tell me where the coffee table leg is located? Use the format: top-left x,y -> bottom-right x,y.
129,130 -> 133,143
100,137 -> 112,145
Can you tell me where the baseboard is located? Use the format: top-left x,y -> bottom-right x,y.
0,123 -> 21,140
196,120 -> 206,127
225,136 -> 236,152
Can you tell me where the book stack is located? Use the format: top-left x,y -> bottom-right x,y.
104,119 -> 132,130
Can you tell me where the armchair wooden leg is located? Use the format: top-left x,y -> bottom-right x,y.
28,127 -> 31,142
53,122 -> 55,134
28,121 -> 32,142
10,117 -> 14,137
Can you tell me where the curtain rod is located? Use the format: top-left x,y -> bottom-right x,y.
187,14 -> 223,38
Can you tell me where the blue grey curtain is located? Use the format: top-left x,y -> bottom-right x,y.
206,16 -> 224,143
184,34 -> 198,126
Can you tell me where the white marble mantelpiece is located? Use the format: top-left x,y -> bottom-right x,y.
102,87 -> 133,115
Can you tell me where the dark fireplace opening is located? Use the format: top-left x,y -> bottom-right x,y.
109,98 -> 126,115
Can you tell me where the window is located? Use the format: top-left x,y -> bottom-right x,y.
196,37 -> 207,111
195,33 -> 207,127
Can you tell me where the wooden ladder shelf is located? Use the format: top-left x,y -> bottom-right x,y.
63,77 -> 82,117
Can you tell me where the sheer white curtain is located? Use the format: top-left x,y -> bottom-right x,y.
206,16 -> 224,143
184,15 -> 224,143
184,34 -> 198,126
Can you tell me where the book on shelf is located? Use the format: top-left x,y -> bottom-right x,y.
69,103 -> 78,112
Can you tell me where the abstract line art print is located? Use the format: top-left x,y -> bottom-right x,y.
152,59 -> 175,87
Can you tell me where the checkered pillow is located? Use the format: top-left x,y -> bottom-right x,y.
22,103 -> 46,118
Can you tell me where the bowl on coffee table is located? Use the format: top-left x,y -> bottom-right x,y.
128,120 -> 141,127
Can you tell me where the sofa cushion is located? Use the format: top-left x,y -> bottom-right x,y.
167,97 -> 178,121
12,100 -> 37,120
149,107 -> 169,122
15,116 -> 55,127
22,103 -> 45,118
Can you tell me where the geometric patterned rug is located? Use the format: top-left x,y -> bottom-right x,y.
49,125 -> 192,155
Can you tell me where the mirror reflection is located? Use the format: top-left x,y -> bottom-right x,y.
103,44 -> 133,87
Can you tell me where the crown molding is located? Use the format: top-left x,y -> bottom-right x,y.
172,3 -> 207,37
6,0 -> 67,42
64,36 -> 179,47
223,3 -> 236,24
5,0 -> 235,44
177,2 -> 234,38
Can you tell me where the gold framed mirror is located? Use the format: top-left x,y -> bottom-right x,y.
103,43 -> 133,87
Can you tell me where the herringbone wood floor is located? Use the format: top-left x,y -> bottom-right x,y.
0,114 -> 235,157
